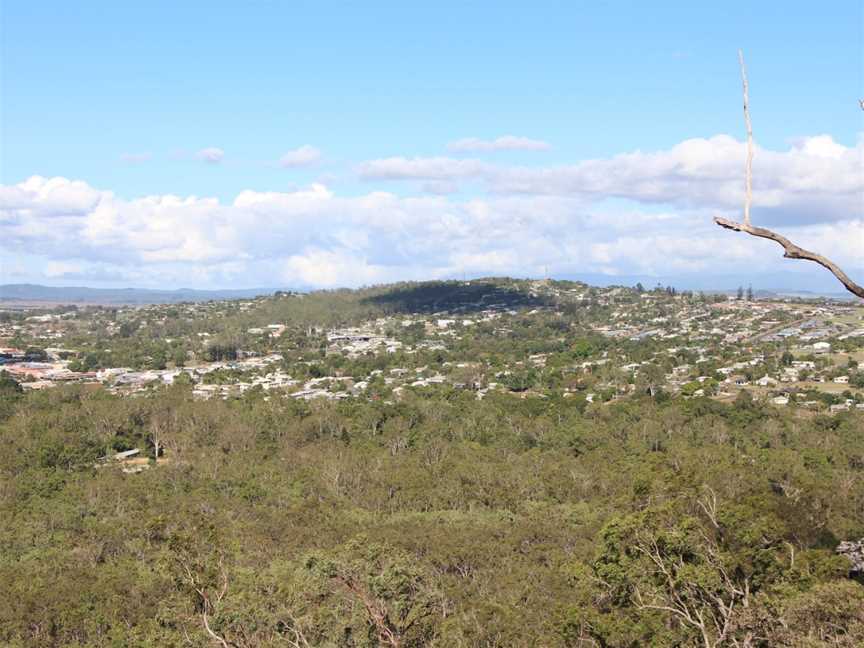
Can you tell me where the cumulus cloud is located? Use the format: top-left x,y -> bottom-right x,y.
195,147 -> 225,164
358,157 -> 489,181
282,249 -> 390,288
447,135 -> 551,153
44,261 -> 85,277
361,135 -> 863,225
2,133 -> 862,289
278,145 -> 322,167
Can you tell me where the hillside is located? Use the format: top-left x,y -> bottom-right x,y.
1,278 -> 862,646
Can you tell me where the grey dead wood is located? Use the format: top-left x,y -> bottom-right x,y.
713,51 -> 863,300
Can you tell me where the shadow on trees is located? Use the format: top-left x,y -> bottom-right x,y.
361,280 -> 554,314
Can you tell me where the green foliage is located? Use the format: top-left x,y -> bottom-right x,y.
23,346 -> 48,361
0,370 -> 23,420
205,343 -> 238,362
1,280 -> 863,646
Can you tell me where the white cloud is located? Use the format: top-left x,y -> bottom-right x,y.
447,135 -> 551,153
0,175 -> 102,215
282,249 -> 390,288
279,145 -> 322,167
44,261 -> 84,277
358,157 -> 488,181
791,134 -> 847,159
361,134 -> 863,224
2,133 -> 862,290
195,147 -> 225,164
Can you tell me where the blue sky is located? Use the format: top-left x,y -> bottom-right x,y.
1,1 -> 862,291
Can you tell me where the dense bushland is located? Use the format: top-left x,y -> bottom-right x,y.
0,383 -> 862,646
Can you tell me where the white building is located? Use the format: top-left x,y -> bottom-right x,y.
812,342 -> 831,354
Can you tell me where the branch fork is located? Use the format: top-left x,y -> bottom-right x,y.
714,51 -> 863,300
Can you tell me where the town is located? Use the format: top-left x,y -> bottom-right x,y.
3,279 -> 863,414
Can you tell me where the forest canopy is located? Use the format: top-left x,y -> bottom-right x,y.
1,377 -> 862,646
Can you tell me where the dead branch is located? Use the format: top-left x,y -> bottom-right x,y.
281,613 -> 312,648
739,50 -> 753,227
200,603 -> 231,648
333,574 -> 402,648
714,51 -> 864,300
697,485 -> 720,529
713,217 -> 864,298
180,557 -> 234,648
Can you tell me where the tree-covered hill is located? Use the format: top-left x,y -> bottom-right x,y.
1,279 -> 863,646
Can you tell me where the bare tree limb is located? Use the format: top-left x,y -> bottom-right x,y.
200,600 -> 231,648
714,217 -> 864,298
282,613 -> 311,648
697,485 -> 720,529
739,50 -> 753,227
333,574 -> 402,648
179,557 -> 235,648
714,51 -> 864,300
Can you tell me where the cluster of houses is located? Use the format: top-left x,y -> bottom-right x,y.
327,328 -> 403,357
2,283 -> 862,412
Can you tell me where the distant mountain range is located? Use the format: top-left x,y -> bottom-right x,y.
1,274 -> 859,307
0,284 -> 274,305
